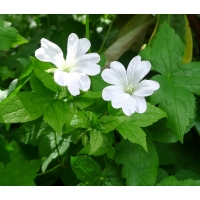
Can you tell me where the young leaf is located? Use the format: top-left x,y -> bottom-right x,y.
90,129 -> 103,155
0,19 -> 28,50
31,57 -> 60,92
0,92 -> 49,123
116,138 -> 159,186
116,121 -> 147,151
71,155 -> 102,184
0,160 -> 41,186
150,75 -> 195,143
129,103 -> 167,127
43,99 -> 69,134
99,115 -> 128,133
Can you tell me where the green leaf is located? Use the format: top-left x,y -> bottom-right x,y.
0,160 -> 41,186
102,165 -> 125,186
71,155 -> 102,185
0,136 -> 13,164
129,103 -> 167,127
99,115 -> 128,133
0,92 -> 49,123
150,75 -> 195,143
171,62 -> 200,96
157,176 -> 200,186
117,121 -> 147,151
43,99 -> 69,134
0,66 -> 15,81
31,57 -> 60,92
0,19 -> 28,50
144,22 -> 185,75
13,120 -> 47,145
175,169 -> 200,181
39,131 -> 70,172
91,73 -> 109,92
90,129 -> 103,155
116,138 -> 159,186
30,72 -> 55,99
149,14 -> 192,64
73,96 -> 94,109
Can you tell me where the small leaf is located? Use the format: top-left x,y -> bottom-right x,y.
0,19 -> 28,50
71,155 -> 102,184
31,57 -> 60,92
116,138 -> 159,186
90,129 -> 103,155
0,92 -> 49,123
43,99 -> 69,134
117,121 -> 147,151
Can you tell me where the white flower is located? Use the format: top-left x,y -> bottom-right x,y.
35,33 -> 100,96
101,56 -> 160,116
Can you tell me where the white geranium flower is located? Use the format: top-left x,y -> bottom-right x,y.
35,33 -> 100,96
101,55 -> 160,116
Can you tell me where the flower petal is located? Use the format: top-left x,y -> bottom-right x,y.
102,86 -> 129,108
122,96 -> 137,116
101,61 -> 127,87
54,70 -> 69,86
134,96 -> 147,113
127,55 -> 151,85
72,53 -> 100,75
66,33 -> 91,66
134,80 -> 160,97
35,38 -> 64,67
67,73 -> 91,96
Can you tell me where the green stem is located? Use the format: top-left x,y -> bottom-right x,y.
86,14 -> 91,53
36,164 -> 61,176
54,132 -> 61,160
99,18 -> 115,54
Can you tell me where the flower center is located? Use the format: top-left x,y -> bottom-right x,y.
125,85 -> 134,94
61,61 -> 71,72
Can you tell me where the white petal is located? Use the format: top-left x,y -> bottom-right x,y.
54,70 -> 69,86
67,73 -> 91,96
102,86 -> 129,108
66,33 -> 91,66
122,96 -> 137,116
127,55 -> 151,85
134,96 -> 147,113
71,53 -> 100,75
134,80 -> 160,97
101,61 -> 127,87
35,38 -> 64,67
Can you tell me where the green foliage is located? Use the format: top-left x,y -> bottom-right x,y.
0,14 -> 200,186
116,138 -> 159,185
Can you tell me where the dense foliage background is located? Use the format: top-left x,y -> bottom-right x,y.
1,14 -> 200,186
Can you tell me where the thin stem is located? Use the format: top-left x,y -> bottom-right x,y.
86,14 -> 91,53
99,18 -> 115,54
54,132 -> 61,160
36,164 -> 61,176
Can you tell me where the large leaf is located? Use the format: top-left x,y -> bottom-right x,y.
116,138 -> 159,186
149,14 -> 192,64
117,121 -> 147,151
71,155 -> 102,185
89,129 -> 103,155
150,75 -> 195,143
171,62 -> 200,95
0,160 -> 41,186
0,92 -> 49,123
0,19 -> 28,50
